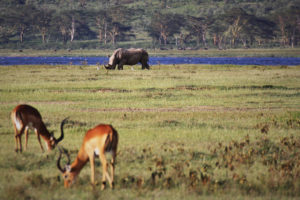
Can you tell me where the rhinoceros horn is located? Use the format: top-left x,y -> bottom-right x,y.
104,65 -> 113,70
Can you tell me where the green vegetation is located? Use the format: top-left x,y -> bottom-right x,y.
0,0 -> 299,50
0,64 -> 299,199
0,48 -> 300,57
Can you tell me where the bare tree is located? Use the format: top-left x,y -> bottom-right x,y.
187,16 -> 210,48
34,8 -> 54,43
94,10 -> 110,44
70,16 -> 75,42
276,6 -> 300,48
149,12 -> 184,46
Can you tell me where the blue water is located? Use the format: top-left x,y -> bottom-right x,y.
1,56 -> 300,66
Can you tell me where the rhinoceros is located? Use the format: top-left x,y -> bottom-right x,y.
104,48 -> 150,70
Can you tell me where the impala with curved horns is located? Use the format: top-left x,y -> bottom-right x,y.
11,104 -> 68,152
57,124 -> 118,189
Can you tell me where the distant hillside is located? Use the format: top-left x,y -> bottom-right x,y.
0,0 -> 299,49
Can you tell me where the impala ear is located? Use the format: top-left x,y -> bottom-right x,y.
50,131 -> 55,142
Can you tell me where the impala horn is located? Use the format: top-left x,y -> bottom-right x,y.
56,117 -> 69,144
57,147 -> 65,173
57,146 -> 71,173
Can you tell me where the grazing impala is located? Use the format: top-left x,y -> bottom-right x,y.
57,124 -> 118,189
11,104 -> 67,152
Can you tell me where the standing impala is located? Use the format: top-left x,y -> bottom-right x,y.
57,124 -> 118,189
11,104 -> 67,152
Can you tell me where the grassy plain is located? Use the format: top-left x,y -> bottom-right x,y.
0,48 -> 300,57
0,64 -> 299,200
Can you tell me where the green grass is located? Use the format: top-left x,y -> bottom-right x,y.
0,64 -> 299,199
0,48 -> 300,57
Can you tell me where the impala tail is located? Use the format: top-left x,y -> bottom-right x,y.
105,127 -> 118,152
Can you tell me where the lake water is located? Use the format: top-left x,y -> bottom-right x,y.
1,56 -> 300,66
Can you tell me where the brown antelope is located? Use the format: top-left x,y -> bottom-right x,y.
11,104 -> 68,152
57,124 -> 118,189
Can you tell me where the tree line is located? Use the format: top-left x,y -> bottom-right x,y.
0,0 -> 299,49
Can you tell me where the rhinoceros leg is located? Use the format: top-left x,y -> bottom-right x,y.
141,61 -> 150,70
118,61 -> 125,70
140,56 -> 150,70
117,64 -> 123,70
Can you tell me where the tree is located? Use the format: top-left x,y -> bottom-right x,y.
174,29 -> 190,49
0,11 -> 16,43
96,13 -> 109,44
89,9 -> 111,44
0,22 -> 16,43
0,4 -> 37,43
108,22 -> 132,45
7,5 -> 36,43
106,6 -> 133,45
148,12 -> 184,45
52,9 -> 96,44
52,12 -> 73,44
72,10 -> 97,41
221,7 -> 275,48
209,16 -> 228,49
34,8 -> 54,43
79,0 -> 87,8
223,8 -> 248,47
187,15 -> 213,48
243,16 -> 275,47
274,6 -> 300,47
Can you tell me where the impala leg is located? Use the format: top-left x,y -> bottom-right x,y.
13,126 -> 19,152
13,125 -> 21,152
104,156 -> 113,188
14,134 -> 19,152
35,129 -> 44,152
105,169 -> 112,189
18,136 -> 22,153
17,126 -> 25,153
109,152 -> 116,188
89,154 -> 95,185
24,126 -> 29,151
12,116 -> 18,152
99,152 -> 108,190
